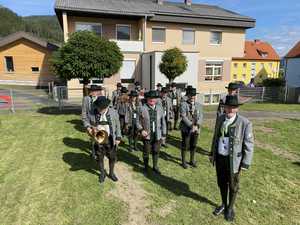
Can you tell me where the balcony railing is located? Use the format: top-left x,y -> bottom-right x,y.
111,40 -> 144,52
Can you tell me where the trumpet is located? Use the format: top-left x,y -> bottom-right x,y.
89,128 -> 109,144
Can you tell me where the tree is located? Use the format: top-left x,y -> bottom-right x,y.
159,47 -> 188,83
51,31 -> 123,95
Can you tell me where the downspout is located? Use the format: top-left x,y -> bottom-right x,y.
141,15 -> 147,87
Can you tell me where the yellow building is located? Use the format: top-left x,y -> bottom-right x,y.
231,40 -> 280,85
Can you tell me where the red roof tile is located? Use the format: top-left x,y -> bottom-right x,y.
285,41 -> 300,58
233,40 -> 280,61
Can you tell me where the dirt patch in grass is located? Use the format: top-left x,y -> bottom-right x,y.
256,141 -> 300,161
107,161 -> 151,225
256,126 -> 275,133
158,200 -> 177,218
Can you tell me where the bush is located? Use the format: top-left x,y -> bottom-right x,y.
262,78 -> 285,87
159,48 -> 187,83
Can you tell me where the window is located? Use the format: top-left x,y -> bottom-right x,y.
75,22 -> 102,36
251,62 -> 256,70
152,27 -> 166,43
243,63 -> 247,68
119,60 -> 136,83
116,25 -> 131,40
4,56 -> 14,72
234,63 -> 238,68
204,95 -> 211,104
205,61 -> 223,81
212,94 -> 220,103
233,74 -> 237,80
31,67 -> 39,72
269,63 -> 273,69
182,29 -> 195,44
210,31 -> 222,45
251,71 -> 256,78
242,74 -> 246,80
260,63 -> 264,69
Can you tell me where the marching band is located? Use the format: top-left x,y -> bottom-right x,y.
82,82 -> 254,222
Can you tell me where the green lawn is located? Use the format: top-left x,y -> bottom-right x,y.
204,103 -> 300,112
0,110 -> 299,225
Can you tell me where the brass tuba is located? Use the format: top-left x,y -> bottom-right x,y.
94,129 -> 109,144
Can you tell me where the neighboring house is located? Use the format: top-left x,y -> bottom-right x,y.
55,0 -> 255,102
284,41 -> 300,103
0,32 -> 60,87
231,40 -> 280,85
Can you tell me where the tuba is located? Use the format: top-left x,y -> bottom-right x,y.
93,129 -> 109,144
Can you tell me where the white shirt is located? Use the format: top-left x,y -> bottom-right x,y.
97,109 -> 110,136
218,114 -> 237,156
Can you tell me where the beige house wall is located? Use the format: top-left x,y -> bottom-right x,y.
0,39 -> 58,86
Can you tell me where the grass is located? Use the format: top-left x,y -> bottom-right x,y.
0,110 -> 299,225
204,103 -> 300,113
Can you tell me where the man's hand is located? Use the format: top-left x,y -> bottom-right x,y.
87,127 -> 94,136
141,130 -> 148,138
115,140 -> 121,146
192,125 -> 198,133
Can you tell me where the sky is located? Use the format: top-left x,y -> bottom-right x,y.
0,0 -> 299,57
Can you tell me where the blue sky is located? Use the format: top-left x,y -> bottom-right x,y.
0,0 -> 299,56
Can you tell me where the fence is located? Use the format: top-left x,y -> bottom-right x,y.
239,86 -> 286,103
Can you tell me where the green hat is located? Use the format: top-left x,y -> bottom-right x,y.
185,85 -> 193,91
128,90 -> 139,97
224,95 -> 243,107
117,82 -> 122,87
171,82 -> 177,87
144,90 -> 159,99
226,82 -> 240,90
93,96 -> 111,109
186,88 -> 197,96
161,87 -> 169,93
156,83 -> 163,87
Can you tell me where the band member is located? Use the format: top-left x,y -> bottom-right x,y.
156,83 -> 163,94
82,85 -> 103,159
179,87 -> 203,169
116,86 -> 129,135
181,85 -> 193,103
134,81 -> 142,93
112,82 -> 122,107
217,82 -> 240,118
125,90 -> 142,151
86,96 -> 122,183
168,82 -> 181,130
210,95 -> 254,221
137,90 -> 167,174
157,87 -> 174,147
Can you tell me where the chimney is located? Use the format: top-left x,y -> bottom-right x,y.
185,0 -> 192,6
157,0 -> 163,5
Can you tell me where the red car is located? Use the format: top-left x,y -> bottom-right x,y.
0,95 -> 11,108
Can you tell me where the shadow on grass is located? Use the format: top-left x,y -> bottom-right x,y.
292,161 -> 300,166
117,146 -> 218,208
167,134 -> 211,156
63,137 -> 91,154
62,152 -> 99,176
67,119 -> 85,132
37,106 -> 81,115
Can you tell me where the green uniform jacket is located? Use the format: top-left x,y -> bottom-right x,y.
211,114 -> 254,174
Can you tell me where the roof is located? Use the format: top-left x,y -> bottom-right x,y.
0,31 -> 60,51
285,41 -> 300,58
233,40 -> 280,61
55,0 -> 255,28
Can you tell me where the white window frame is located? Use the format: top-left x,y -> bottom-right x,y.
75,22 -> 102,37
203,93 -> 222,105
209,30 -> 222,45
116,24 -> 131,41
205,60 -> 223,81
152,26 -> 166,43
182,28 -> 195,45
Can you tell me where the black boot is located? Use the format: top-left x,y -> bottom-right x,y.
143,158 -> 149,173
225,190 -> 237,221
152,153 -> 161,174
98,159 -> 106,183
213,204 -> 225,216
225,208 -> 235,222
181,150 -> 188,169
189,150 -> 197,168
108,160 -> 118,182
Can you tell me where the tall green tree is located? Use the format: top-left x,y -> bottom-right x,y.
159,47 -> 188,83
51,31 -> 123,95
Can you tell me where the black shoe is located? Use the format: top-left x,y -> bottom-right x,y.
128,147 -> 133,152
213,205 -> 225,216
181,163 -> 188,169
153,167 -> 161,174
99,174 -> 106,183
189,161 -> 197,168
109,173 -> 118,182
161,143 -> 168,148
225,208 -> 235,222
